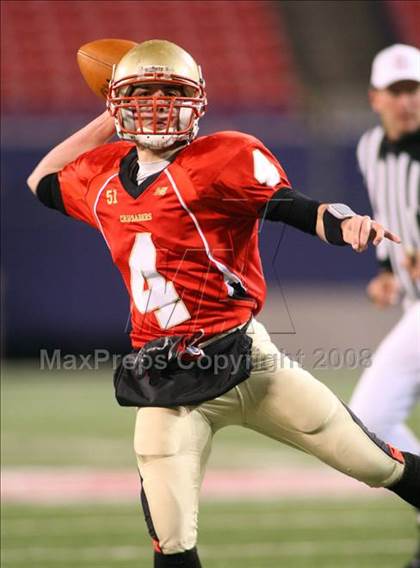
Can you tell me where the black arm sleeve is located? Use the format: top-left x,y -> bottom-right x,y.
35,173 -> 68,215
259,188 -> 320,235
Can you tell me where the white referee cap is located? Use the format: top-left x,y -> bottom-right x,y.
370,44 -> 420,89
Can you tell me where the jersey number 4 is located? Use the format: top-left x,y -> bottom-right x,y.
129,232 -> 191,329
128,151 -> 277,329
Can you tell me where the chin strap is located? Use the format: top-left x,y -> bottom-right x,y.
113,113 -> 200,150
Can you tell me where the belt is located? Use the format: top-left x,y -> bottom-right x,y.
197,321 -> 249,349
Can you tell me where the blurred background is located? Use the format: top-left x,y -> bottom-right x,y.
1,2 -> 419,567
3,0 -> 420,358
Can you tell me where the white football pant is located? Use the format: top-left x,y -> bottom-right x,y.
134,319 -> 405,554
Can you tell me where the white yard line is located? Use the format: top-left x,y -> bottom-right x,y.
1,467 -> 381,504
2,539 -> 414,563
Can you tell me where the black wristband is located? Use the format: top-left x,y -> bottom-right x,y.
323,209 -> 347,246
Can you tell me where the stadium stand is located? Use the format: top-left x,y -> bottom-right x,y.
1,0 -> 301,113
386,0 -> 420,47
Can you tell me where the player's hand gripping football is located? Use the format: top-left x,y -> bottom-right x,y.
341,216 -> 401,253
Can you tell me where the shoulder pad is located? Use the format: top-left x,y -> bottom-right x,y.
190,130 -> 261,153
80,141 -> 135,171
179,130 -> 263,169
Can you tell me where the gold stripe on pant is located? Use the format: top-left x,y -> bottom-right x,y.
134,319 -> 404,554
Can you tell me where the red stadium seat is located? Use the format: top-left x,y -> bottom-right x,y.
2,0 -> 301,113
385,0 -> 420,47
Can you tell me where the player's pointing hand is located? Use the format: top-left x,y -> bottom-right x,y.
341,215 -> 401,252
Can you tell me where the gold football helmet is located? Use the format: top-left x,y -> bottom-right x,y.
107,39 -> 207,149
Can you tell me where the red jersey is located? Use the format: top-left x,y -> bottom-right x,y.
57,131 -> 290,348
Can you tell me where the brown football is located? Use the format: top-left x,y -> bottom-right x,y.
77,38 -> 138,99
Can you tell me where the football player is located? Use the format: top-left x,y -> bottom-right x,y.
27,40 -> 420,568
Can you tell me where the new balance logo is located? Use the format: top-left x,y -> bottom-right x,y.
154,186 -> 168,196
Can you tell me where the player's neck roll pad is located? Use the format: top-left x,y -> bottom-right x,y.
113,324 -> 252,407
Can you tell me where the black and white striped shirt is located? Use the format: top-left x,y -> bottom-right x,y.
357,126 -> 420,307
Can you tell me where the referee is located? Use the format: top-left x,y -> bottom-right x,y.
349,44 -> 420,568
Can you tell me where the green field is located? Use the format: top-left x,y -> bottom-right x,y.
2,500 -> 417,568
1,364 -> 419,568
